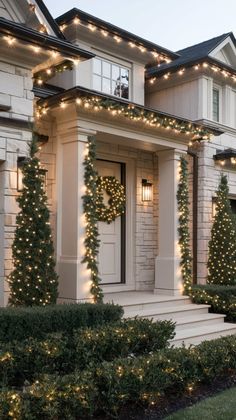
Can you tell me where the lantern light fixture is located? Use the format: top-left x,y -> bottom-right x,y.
142,179 -> 153,202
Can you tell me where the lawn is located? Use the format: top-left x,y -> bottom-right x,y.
166,387 -> 236,420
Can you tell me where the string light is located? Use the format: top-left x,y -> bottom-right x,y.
37,93 -> 212,142
177,157 -> 192,293
149,61 -> 236,84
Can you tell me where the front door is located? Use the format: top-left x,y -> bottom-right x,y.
96,160 -> 125,284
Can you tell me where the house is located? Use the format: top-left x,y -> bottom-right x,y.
1,0 -> 236,345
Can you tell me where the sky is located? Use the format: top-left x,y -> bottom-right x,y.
44,0 -> 236,52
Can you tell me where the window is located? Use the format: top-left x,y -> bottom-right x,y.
212,88 -> 220,122
93,58 -> 129,99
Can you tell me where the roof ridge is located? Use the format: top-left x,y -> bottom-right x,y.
177,32 -> 233,54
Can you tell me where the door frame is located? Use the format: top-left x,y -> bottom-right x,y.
97,152 -> 135,293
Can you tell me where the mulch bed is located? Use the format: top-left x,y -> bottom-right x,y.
97,373 -> 236,419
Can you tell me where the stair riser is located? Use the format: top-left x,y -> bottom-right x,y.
125,307 -> 210,320
174,317 -> 225,331
173,328 -> 236,347
121,298 -> 191,312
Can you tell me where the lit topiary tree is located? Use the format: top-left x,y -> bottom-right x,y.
207,173 -> 236,285
8,135 -> 58,306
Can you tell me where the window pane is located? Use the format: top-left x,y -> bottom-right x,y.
121,68 -> 129,82
93,75 -> 102,91
213,88 -> 219,121
120,84 -> 129,99
102,61 -> 111,78
112,80 -> 121,97
112,65 -> 120,81
102,77 -> 111,94
94,58 -> 102,75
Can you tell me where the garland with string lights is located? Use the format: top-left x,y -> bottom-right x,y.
177,157 -> 192,294
82,136 -> 103,303
8,135 -> 58,306
34,60 -> 74,86
207,174 -> 236,285
96,176 -> 126,224
37,93 -> 212,142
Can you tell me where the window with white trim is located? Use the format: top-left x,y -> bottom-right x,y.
93,58 -> 129,99
212,87 -> 220,122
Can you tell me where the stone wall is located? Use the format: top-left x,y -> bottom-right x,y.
0,61 -> 34,306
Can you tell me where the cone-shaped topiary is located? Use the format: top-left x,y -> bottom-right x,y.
207,173 -> 236,285
8,135 -> 58,306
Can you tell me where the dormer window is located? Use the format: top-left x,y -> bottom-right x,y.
93,58 -> 129,99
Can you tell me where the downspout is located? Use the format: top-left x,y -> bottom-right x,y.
187,149 -> 198,284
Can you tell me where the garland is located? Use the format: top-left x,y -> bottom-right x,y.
82,136 -> 103,303
96,176 -> 126,224
177,157 -> 192,294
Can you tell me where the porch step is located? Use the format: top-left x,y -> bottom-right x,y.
104,291 -> 236,346
124,304 -> 211,320
172,323 -> 236,347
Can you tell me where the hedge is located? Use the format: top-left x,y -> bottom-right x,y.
0,318 -> 175,387
1,335 -> 236,419
0,303 -> 123,342
190,284 -> 236,322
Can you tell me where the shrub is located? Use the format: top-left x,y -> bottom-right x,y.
190,284 -> 236,322
0,303 -> 123,342
1,335 -> 236,419
0,318 -> 175,387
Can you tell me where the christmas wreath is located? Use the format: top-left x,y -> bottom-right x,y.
96,176 -> 126,224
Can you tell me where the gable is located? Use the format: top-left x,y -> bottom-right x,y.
0,0 -> 62,38
210,36 -> 236,68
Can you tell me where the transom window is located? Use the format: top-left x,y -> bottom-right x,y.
93,58 -> 129,99
212,88 -> 220,122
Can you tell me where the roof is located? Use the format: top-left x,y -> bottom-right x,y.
56,8 -> 179,60
147,32 -> 236,77
0,18 -> 94,59
35,0 -> 65,39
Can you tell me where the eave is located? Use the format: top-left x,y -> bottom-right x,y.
56,8 -> 178,64
0,18 -> 94,60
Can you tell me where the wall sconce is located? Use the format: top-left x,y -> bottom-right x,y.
142,179 -> 153,202
17,157 -> 48,192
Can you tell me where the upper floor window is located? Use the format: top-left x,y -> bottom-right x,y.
93,58 -> 129,99
212,87 -> 220,122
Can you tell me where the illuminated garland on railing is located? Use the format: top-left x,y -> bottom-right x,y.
177,157 -> 192,294
37,94 -> 212,143
82,136 -> 103,303
34,60 -> 74,86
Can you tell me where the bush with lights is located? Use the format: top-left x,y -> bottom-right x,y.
8,135 -> 58,306
207,174 -> 236,285
177,157 -> 192,293
1,335 -> 236,418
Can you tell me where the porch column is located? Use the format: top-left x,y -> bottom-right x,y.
155,149 -> 184,296
57,127 -> 97,302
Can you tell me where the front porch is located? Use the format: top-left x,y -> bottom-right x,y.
52,106 -> 188,302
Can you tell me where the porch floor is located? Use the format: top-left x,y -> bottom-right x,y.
103,291 -> 236,347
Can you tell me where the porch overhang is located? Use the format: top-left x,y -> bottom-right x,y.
36,86 -> 221,143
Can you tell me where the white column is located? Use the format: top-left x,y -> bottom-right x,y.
57,126 -> 97,302
155,149 -> 183,296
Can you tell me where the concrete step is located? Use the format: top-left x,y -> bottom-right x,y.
124,304 -> 211,321
174,313 -> 226,331
104,292 -> 190,311
172,323 -> 236,347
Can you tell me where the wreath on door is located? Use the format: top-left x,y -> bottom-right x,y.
96,176 -> 126,224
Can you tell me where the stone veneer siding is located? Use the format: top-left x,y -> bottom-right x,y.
0,61 -> 34,306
